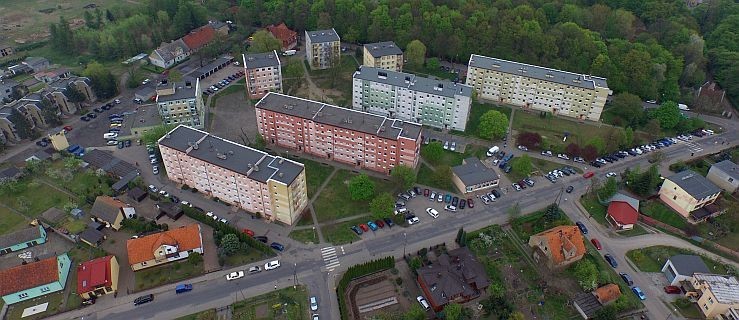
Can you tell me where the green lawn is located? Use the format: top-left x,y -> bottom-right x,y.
176,309 -> 216,320
511,208 -> 573,239
312,169 -> 397,222
295,210 -> 315,226
288,228 -> 319,244
640,201 -> 687,230
59,217 -> 87,234
5,291 -> 66,320
416,164 -> 456,192
617,224 -> 649,237
293,158 -> 334,198
452,100 -> 512,139
673,298 -> 703,318
626,245 -> 734,273
0,207 -> 27,235
134,260 -> 204,291
307,56 -> 359,106
232,286 -> 309,320
222,250 -> 266,268
44,163 -> 113,196
580,195 -> 649,237
505,156 -> 577,181
320,216 -> 368,245
0,179 -> 72,216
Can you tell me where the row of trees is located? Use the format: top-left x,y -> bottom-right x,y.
608,94 -> 706,134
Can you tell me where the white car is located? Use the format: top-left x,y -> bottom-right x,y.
517,145 -> 528,151
406,216 -> 420,225
152,166 -> 159,175
443,141 -> 449,150
142,78 -> 151,85
416,296 -> 430,310
450,141 -> 456,152
557,154 -> 569,160
512,183 -> 522,191
248,266 -> 261,274
444,205 -> 457,212
426,208 -> 439,218
159,190 -> 169,197
106,140 -> 118,146
573,157 -> 585,163
114,99 -> 121,104
265,260 -> 281,270
541,150 -> 553,157
181,201 -> 192,207
148,185 -> 159,193
606,172 -> 617,178
226,271 -> 244,281
219,218 -> 228,224
310,296 -> 318,311
206,211 -> 214,218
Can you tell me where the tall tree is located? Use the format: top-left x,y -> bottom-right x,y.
405,40 -> 426,70
443,303 -> 463,320
511,155 -> 533,177
477,110 -> 508,140
348,174 -> 375,201
369,193 -> 394,218
651,101 -> 681,130
248,30 -> 282,53
421,141 -> 444,164
83,61 -> 118,99
391,165 -> 416,189
8,109 -> 33,139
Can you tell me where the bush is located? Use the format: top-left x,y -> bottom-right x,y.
181,206 -> 273,255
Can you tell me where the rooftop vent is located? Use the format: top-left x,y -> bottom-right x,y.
253,164 -> 259,171
682,174 -> 694,180
377,71 -> 387,79
216,153 -> 227,160
267,54 -> 273,59
278,172 -> 284,177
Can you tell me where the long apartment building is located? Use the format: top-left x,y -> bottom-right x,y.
158,125 -> 308,225
255,92 -> 422,174
243,51 -> 282,99
155,78 -> 204,129
352,66 -> 473,131
305,29 -> 340,70
363,41 -> 403,72
466,54 -> 610,121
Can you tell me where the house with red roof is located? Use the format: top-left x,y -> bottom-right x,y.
182,25 -> 216,53
0,253 -> 71,304
606,193 -> 640,231
77,255 -> 119,300
126,224 -> 203,271
528,225 -> 587,270
266,23 -> 297,50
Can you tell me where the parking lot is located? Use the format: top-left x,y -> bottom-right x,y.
199,64 -> 243,93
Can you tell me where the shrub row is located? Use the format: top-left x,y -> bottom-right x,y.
180,206 -> 273,255
337,257 -> 394,320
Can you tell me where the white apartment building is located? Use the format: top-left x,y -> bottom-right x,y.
243,51 -> 282,99
305,29 -> 341,70
157,125 -> 309,225
466,54 -> 611,121
155,78 -> 204,129
363,41 -> 403,72
352,66 -> 472,131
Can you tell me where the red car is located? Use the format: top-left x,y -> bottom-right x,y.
63,125 -> 73,132
583,172 -> 595,179
242,229 -> 255,237
664,286 -> 682,294
590,238 -> 602,250
467,198 -> 474,208
375,219 -> 385,228
423,188 -> 430,197
359,224 -> 370,232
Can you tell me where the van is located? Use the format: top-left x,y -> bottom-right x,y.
394,207 -> 408,215
283,50 -> 297,56
678,103 -> 690,111
486,146 -> 499,157
103,133 -> 118,139
416,296 -> 430,310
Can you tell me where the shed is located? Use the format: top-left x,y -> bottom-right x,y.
127,187 -> 147,202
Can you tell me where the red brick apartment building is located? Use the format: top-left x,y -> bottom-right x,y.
254,92 -> 422,174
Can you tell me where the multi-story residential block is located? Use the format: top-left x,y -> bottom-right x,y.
255,92 -> 422,174
44,76 -> 94,114
126,224 -> 203,271
305,29 -> 340,70
466,54 -> 610,121
0,79 -> 24,103
16,94 -> 48,129
155,79 -> 204,129
658,170 -> 721,221
707,160 -> 739,193
363,41 -> 403,72
0,253 -> 71,304
685,273 -> 739,318
266,23 -> 298,51
0,107 -> 19,143
158,125 -> 309,224
243,51 -> 282,99
352,66 -> 473,131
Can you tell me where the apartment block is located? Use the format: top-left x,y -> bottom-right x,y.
255,92 -> 422,174
158,125 -> 308,225
305,29 -> 340,70
363,41 -> 403,72
155,78 -> 204,129
466,54 -> 610,121
243,51 -> 282,99
352,66 -> 473,131
44,76 -> 94,114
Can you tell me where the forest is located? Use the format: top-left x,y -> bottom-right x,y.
47,0 -> 739,107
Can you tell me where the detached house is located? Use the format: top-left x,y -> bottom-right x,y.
126,224 -> 203,271
685,273 -> 739,319
528,225 -> 587,270
266,22 -> 297,51
149,39 -> 190,69
182,25 -> 216,54
0,253 -> 71,304
606,193 -> 639,231
416,247 -> 490,312
77,255 -> 120,300
659,170 -> 721,222
90,196 -> 133,230
573,284 -> 622,319
707,160 -> 739,193
661,254 -> 710,286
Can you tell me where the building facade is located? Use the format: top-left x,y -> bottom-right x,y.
659,170 -> 721,221
707,160 -> 739,193
0,253 -> 71,304
466,54 -> 610,121
243,51 -> 282,99
155,79 -> 204,129
158,125 -> 308,224
255,92 -> 422,174
363,41 -> 403,72
77,255 -> 120,300
126,224 -> 203,271
305,29 -> 340,70
0,225 -> 47,255
352,66 -> 472,131
685,274 -> 739,319
44,76 -> 94,114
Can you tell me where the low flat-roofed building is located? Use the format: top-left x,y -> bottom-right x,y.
451,157 -> 500,194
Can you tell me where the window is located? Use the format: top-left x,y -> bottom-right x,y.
18,293 -> 29,298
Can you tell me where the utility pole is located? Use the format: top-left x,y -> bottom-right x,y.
293,262 -> 298,289
403,232 -> 407,256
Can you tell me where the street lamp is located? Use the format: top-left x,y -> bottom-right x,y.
312,226 -> 316,242
403,232 -> 407,256
293,262 -> 298,289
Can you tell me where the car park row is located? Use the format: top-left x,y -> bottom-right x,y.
202,70 -> 245,96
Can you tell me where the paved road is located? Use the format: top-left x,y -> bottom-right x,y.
48,110 -> 739,320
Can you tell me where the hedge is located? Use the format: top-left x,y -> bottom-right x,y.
337,257 -> 395,320
180,205 -> 274,255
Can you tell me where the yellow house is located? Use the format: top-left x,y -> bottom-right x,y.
77,255 -> 119,300
685,273 -> 739,318
658,170 -> 721,221
127,224 -> 203,271
90,196 -> 127,230
363,41 -> 403,72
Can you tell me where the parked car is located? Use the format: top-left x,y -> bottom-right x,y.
605,172 -> 617,178
242,229 -> 255,237
375,219 -> 385,228
583,172 -> 595,179
254,236 -> 268,243
444,205 -> 457,212
590,238 -> 602,250
350,225 -> 363,235
664,286 -> 682,294
383,218 -> 394,228
576,221 -> 589,234
444,194 -> 452,203
437,193 -> 443,202
451,196 -> 459,206
367,221 -> 378,231
133,294 -> 154,305
517,145 -> 528,151
620,272 -> 634,286
226,271 -> 244,280
416,296 -> 430,310
604,254 -> 618,268
406,215 -> 420,225
467,198 -> 474,208
175,284 -> 193,294
248,266 -> 261,274
458,199 -> 466,209
566,185 -> 574,193
426,208 -> 439,218
631,287 -> 646,300
270,242 -> 285,251
63,125 -> 73,132
264,260 -> 281,270
359,224 -> 370,232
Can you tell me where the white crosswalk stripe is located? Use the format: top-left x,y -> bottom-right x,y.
685,142 -> 703,152
321,246 -> 340,271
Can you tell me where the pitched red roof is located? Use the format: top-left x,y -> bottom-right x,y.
266,23 -> 297,44
607,201 -> 639,225
0,256 -> 60,296
126,224 -> 202,265
77,255 -> 113,294
182,25 -> 215,51
594,283 -> 621,304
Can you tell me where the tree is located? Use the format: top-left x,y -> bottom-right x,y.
188,252 -> 203,264
443,303 -> 462,320
652,101 -> 681,130
587,136 -> 606,154
405,40 -> 426,70
509,312 -> 526,320
83,61 -> 118,99
348,174 -> 375,200
141,124 -> 176,145
517,132 -> 542,149
565,143 -> 581,157
597,177 -> 618,200
404,304 -> 426,320
391,165 -> 416,189
50,16 -> 74,52
65,84 -> 86,103
608,93 -> 645,127
544,203 -> 561,223
219,234 -> 240,256
571,259 -> 599,290
370,192 -> 394,218
477,110 -> 508,140
421,141 -> 444,164
511,155 -> 533,176
582,145 -> 599,161
248,30 -> 282,53
409,256 -> 422,270
426,57 -> 441,70
8,109 -> 33,139
644,119 -> 662,140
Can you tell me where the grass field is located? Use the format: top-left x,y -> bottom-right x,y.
232,286 -> 309,320
307,56 -> 359,106
312,169 -> 397,222
640,201 -> 687,230
0,179 -> 72,216
134,260 -> 204,291
626,245 -> 735,274
0,207 -> 27,235
288,228 -> 319,244
176,309 -> 216,320
321,216 -> 368,245
222,250 -> 265,268
416,164 -> 456,192
293,158 -> 334,198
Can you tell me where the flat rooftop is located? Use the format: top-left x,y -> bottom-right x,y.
118,105 -> 162,136
157,125 -> 303,185
243,51 -> 280,69
468,54 -> 609,90
364,41 -> 403,58
156,80 -> 199,103
306,28 -> 340,43
354,66 -> 472,98
254,92 -> 422,141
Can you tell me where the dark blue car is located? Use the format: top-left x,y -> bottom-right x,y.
604,254 -> 618,268
270,242 -> 285,251
576,221 -> 589,235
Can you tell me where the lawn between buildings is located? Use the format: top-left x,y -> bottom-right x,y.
626,245 -> 736,274
312,169 -> 398,223
176,286 -> 310,320
134,258 -> 204,291
0,206 -> 27,235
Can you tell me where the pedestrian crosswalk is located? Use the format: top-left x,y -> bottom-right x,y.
321,246 -> 340,272
685,141 -> 703,153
